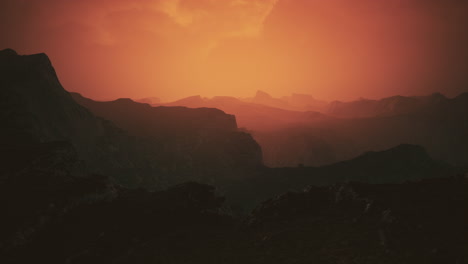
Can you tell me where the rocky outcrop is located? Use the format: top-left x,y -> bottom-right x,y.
247,176 -> 467,263
70,93 -> 263,175
0,49 -> 107,145
0,141 -> 118,250
2,175 -> 465,264
70,93 -> 239,137
0,49 -> 263,190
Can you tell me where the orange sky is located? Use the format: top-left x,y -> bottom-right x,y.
1,0 -> 467,101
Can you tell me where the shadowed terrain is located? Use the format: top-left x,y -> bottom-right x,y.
1,49 -> 466,263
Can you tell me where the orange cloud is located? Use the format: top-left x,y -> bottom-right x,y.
1,0 -> 467,101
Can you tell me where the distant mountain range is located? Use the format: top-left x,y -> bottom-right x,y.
1,48 -> 458,197
161,94 -> 330,131
1,49 -> 465,263
1,49 -> 461,186
156,90 -> 468,168
0,49 -> 262,190
256,92 -> 468,167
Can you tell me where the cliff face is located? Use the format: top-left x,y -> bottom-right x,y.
70,93 -> 263,174
0,49 -> 107,145
71,93 -> 238,138
0,49 -> 263,189
0,49 -> 129,174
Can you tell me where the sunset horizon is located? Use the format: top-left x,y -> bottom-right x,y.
2,0 -> 467,102
1,1 -> 467,263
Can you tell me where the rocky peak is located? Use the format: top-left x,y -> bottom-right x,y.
254,90 -> 273,101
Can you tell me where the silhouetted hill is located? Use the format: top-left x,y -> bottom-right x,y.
326,93 -> 451,118
316,144 -> 453,183
226,144 -> 455,209
0,48 -> 134,174
163,91 -> 467,168
287,92 -> 328,111
70,92 -> 263,174
254,92 -> 468,167
168,95 -> 206,106
252,90 -> 291,109
0,49 -> 262,190
249,90 -> 328,112
135,96 -> 160,104
1,49 -> 465,263
0,49 -> 106,144
71,93 -> 239,137
164,94 -> 332,131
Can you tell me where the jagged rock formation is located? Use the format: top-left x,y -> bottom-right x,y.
0,49 -> 466,264
0,49 -> 263,189
70,93 -> 263,173
0,48 -> 140,175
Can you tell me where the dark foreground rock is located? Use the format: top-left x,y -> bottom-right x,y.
1,168 -> 466,263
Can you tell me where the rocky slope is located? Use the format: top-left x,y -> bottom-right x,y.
1,49 -> 465,263
70,93 -> 263,175
0,49 -> 262,189
223,144 -> 456,210
2,173 -> 466,264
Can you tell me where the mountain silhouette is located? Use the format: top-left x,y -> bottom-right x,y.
163,94 -> 331,131
70,93 -> 263,173
237,144 -> 454,204
250,90 -> 328,111
0,49 -> 262,189
135,96 -> 161,104
326,92 -> 453,118
1,49 -> 465,263
252,93 -> 468,167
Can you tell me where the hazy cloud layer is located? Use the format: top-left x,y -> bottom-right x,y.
1,0 -> 466,100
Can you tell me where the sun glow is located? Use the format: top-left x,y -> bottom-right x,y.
1,0 -> 466,101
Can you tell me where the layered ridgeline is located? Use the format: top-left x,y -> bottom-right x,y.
0,49 -> 262,189
70,92 -> 262,174
1,49 -> 464,262
0,49 -> 456,194
229,144 -> 456,208
162,90 -> 468,168
67,92 -> 456,208
256,92 -> 468,168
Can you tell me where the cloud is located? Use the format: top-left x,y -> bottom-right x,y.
157,0 -> 277,38
0,0 -> 466,101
